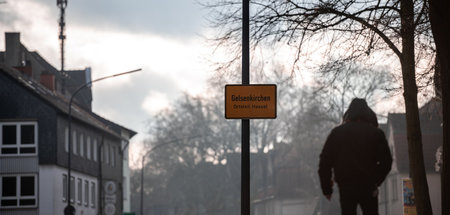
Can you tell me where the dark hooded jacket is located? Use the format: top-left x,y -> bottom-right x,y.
318,99 -> 392,195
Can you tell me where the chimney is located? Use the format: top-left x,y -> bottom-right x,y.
40,73 -> 56,92
66,68 -> 93,110
14,60 -> 32,77
5,32 -> 22,67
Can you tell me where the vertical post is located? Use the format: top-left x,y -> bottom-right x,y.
64,107 -> 75,215
242,0 -> 250,215
99,136 -> 104,215
68,109 -> 72,200
242,1 -> 249,85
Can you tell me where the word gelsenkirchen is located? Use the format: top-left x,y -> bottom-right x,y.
231,94 -> 271,102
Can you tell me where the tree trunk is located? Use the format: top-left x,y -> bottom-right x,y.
400,0 -> 433,214
428,1 -> 450,214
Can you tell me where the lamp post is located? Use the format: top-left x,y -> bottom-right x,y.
139,136 -> 203,215
64,68 -> 142,215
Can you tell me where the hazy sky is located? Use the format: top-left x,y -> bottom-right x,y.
0,0 -> 213,157
0,1 -> 414,167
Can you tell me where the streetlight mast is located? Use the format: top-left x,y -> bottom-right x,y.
64,68 -> 141,215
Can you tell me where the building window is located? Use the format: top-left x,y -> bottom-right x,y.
0,122 -> 37,156
77,178 -> 82,205
111,146 -> 115,167
93,139 -> 97,162
0,175 -> 37,208
122,140 -> 128,161
86,136 -> 91,160
70,176 -> 75,203
65,127 -> 69,152
84,180 -> 89,207
80,133 -> 84,157
105,144 -> 109,164
72,131 -> 77,155
63,174 -> 67,202
90,182 -> 96,208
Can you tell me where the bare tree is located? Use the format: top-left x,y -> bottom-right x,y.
140,63 -> 348,214
205,0 -> 435,214
428,1 -> 450,214
313,61 -> 399,122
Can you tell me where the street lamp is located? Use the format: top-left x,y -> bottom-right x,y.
139,136 -> 202,215
64,68 -> 142,215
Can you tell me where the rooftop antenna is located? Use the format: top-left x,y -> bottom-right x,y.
57,3 -> 75,215
57,0 -> 68,92
57,0 -> 67,72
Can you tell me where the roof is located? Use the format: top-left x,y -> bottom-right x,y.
28,52 -> 93,109
29,51 -> 66,80
90,113 -> 137,138
387,103 -> 443,173
420,98 -> 442,117
0,63 -> 135,139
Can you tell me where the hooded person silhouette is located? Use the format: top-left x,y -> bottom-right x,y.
318,98 -> 392,215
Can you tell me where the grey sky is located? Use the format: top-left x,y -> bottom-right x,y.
92,69 -> 180,138
36,0 -> 207,38
0,0 -> 214,152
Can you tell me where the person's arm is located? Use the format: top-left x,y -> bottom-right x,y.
318,129 -> 337,198
375,129 -> 393,186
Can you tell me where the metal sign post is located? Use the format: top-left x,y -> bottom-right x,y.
242,1 -> 250,214
225,1 -> 276,214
